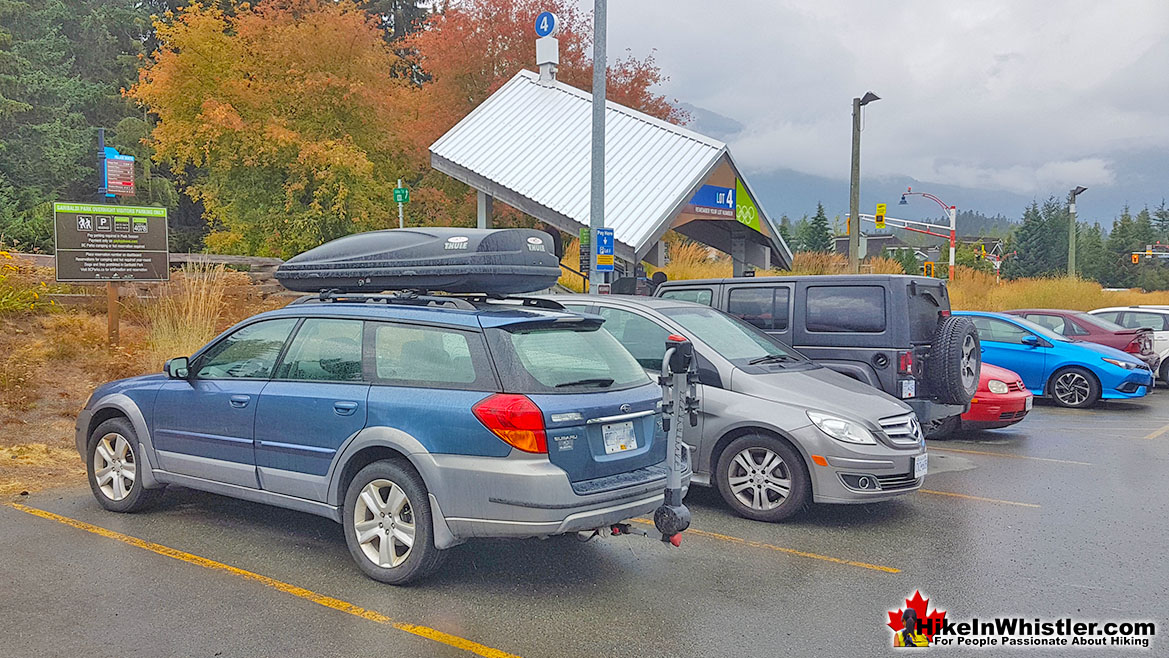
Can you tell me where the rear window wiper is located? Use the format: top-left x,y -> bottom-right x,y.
748,354 -> 799,365
555,377 -> 615,388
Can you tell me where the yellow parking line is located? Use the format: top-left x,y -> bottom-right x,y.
1143,422 -> 1169,440
7,503 -> 520,658
632,518 -> 900,574
928,446 -> 1091,466
919,490 -> 1040,508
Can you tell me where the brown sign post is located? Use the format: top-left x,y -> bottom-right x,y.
54,202 -> 169,344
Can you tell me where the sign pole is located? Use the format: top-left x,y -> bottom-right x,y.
397,178 -> 404,229
106,281 -> 120,345
588,0 -> 607,294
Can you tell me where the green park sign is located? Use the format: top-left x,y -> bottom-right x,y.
53,202 -> 169,282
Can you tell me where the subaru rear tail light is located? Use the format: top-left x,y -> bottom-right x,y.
472,394 -> 548,453
898,350 -> 914,375
1124,338 -> 1141,354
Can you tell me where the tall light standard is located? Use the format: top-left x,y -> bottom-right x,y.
848,91 -> 880,273
1068,186 -> 1087,277
900,188 -> 958,271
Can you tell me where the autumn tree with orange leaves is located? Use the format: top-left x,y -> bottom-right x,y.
132,0 -> 413,257
133,0 -> 685,255
400,0 -> 687,156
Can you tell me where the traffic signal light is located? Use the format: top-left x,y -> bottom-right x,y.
1132,253 -> 1140,264
923,262 -> 935,277
875,203 -> 886,230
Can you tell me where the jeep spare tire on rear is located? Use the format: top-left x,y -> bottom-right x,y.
929,315 -> 981,405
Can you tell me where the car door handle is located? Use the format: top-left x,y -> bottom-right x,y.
334,401 -> 359,416
229,395 -> 250,409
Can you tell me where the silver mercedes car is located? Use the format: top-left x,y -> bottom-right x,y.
547,295 -> 927,522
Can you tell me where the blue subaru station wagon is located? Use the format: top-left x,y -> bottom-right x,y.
76,293 -> 684,584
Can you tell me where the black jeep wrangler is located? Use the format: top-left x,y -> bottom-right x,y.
655,274 -> 980,433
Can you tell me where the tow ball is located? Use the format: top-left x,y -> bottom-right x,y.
654,334 -> 698,546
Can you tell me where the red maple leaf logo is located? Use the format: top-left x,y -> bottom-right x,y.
887,590 -> 947,642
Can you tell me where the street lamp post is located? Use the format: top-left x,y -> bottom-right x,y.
848,91 -> 880,273
899,189 -> 958,272
1068,186 -> 1087,277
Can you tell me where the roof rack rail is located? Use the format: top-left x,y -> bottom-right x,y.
452,294 -> 565,310
290,289 -> 477,310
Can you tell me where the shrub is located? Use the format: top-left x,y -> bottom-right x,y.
0,251 -> 67,315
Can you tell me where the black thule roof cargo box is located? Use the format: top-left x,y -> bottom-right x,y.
275,227 -> 562,294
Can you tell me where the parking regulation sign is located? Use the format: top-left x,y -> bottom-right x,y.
53,202 -> 169,281
594,227 -> 615,272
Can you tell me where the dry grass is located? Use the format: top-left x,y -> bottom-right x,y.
1,264 -> 279,497
867,256 -> 909,274
557,238 -> 587,292
556,236 -> 1169,315
948,267 -> 1169,311
129,262 -> 272,370
559,238 -> 907,285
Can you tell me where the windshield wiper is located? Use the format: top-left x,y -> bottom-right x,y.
555,377 -> 615,388
748,354 -> 799,366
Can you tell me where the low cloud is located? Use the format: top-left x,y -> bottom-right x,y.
607,0 -> 1169,197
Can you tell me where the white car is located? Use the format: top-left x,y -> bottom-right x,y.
1090,306 -> 1169,382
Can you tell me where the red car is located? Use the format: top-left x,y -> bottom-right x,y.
932,364 -> 1032,436
1006,309 -> 1160,373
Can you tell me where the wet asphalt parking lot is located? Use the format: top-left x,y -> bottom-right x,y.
4,395 -> 1169,657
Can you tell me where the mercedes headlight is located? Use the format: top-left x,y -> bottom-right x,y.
987,379 -> 1010,394
807,411 -> 877,445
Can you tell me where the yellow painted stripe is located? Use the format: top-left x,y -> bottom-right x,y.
928,446 -> 1091,466
632,518 -> 899,574
7,503 -> 520,658
919,489 -> 1040,508
1143,422 -> 1169,440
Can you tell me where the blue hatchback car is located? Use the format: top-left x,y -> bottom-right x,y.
956,311 -> 1153,408
77,295 -> 685,583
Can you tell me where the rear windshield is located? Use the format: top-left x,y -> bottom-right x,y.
487,326 -> 651,394
661,306 -> 810,368
1074,312 -> 1125,332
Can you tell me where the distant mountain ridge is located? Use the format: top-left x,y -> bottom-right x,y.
680,103 -> 1168,235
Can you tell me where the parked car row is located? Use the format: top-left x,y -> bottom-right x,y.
74,229 -> 1157,586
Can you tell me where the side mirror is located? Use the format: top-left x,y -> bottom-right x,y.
1021,335 -> 1040,347
165,356 -> 190,379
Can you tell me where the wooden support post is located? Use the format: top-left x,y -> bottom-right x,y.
106,281 -> 120,345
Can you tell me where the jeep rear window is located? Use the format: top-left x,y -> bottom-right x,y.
805,286 -> 886,333
488,326 -> 651,394
909,284 -> 948,342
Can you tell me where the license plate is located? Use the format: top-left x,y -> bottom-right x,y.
602,421 -> 637,454
914,453 -> 928,479
1024,396 -> 1033,411
900,379 -> 916,398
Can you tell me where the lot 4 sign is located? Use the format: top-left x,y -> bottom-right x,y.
54,202 -> 169,281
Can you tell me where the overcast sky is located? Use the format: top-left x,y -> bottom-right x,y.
604,0 -> 1169,205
